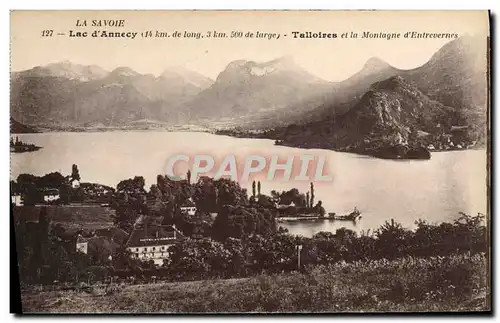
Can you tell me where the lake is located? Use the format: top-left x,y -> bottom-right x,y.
10,131 -> 488,237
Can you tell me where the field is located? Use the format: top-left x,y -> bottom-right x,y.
20,252 -> 489,313
12,205 -> 115,230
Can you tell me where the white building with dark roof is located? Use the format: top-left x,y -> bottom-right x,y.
125,225 -> 185,266
180,198 -> 197,216
11,193 -> 23,206
43,188 -> 60,204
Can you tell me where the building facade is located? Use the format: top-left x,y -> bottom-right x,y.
180,199 -> 197,216
125,225 -> 185,266
11,194 -> 23,206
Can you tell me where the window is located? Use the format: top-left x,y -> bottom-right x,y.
136,248 -> 139,252
161,246 -> 165,250
153,247 -> 156,251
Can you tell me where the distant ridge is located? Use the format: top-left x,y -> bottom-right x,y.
11,117 -> 38,133
9,36 -> 488,133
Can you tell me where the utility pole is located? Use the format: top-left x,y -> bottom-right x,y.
296,244 -> 302,270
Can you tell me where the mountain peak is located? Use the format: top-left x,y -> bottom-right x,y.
362,57 -> 391,72
160,66 -> 213,89
372,75 -> 410,91
31,61 -> 109,81
109,66 -> 140,77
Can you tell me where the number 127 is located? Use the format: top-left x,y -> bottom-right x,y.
41,30 -> 53,37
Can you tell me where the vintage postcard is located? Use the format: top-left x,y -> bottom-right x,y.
10,10 -> 490,313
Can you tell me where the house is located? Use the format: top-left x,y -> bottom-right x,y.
76,234 -> 89,254
276,201 -> 296,209
43,189 -> 60,203
76,233 -> 119,262
11,193 -> 23,206
125,224 -> 185,266
71,178 -> 80,189
180,199 -> 197,216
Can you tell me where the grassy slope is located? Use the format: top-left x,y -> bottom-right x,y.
12,206 -> 115,230
21,253 -> 489,313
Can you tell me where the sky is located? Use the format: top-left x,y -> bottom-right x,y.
10,10 -> 489,82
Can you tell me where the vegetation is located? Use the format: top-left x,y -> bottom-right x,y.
20,253 -> 489,313
12,169 -> 489,312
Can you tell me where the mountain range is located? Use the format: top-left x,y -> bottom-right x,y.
10,35 -> 488,153
11,62 -> 214,127
271,35 -> 488,155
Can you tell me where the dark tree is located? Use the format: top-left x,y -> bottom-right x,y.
315,200 -> 326,217
71,164 -> 81,181
39,172 -> 66,189
257,181 -> 261,196
310,182 -> 315,207
117,176 -> 146,195
187,170 -> 192,184
279,188 -> 306,207
252,181 -> 256,198
306,192 -> 310,208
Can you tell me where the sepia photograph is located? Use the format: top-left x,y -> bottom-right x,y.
9,10 -> 491,313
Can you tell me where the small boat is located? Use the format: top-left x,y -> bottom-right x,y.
328,208 -> 362,221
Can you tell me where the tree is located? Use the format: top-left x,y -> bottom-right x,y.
310,182 -> 315,207
270,190 -> 280,204
252,181 -> 256,198
39,172 -> 66,189
306,192 -> 310,208
257,181 -> 261,197
187,170 -> 192,184
279,188 -> 305,207
315,200 -> 326,217
71,164 -> 81,181
117,176 -> 146,195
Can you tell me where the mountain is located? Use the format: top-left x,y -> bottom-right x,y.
329,76 -> 453,148
404,35 -> 488,129
12,61 -> 108,82
271,35 -> 488,157
10,35 -> 488,133
276,76 -> 451,150
260,35 -> 487,129
160,67 -> 214,89
185,56 -> 333,121
232,56 -> 401,130
10,75 -> 81,127
10,117 -> 38,133
10,63 -> 213,127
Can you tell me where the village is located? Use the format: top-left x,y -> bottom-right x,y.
11,164 -> 333,274
10,163 -> 488,313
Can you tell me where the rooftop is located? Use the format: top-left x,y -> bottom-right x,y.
180,199 -> 196,207
125,225 -> 185,248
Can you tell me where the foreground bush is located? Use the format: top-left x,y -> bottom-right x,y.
22,252 -> 489,313
14,211 -> 487,285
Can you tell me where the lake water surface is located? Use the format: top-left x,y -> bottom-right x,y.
11,131 -> 488,237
